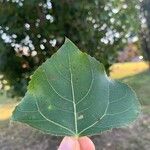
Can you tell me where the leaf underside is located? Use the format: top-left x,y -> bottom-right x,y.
12,38 -> 140,137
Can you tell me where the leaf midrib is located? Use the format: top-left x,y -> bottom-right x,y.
67,50 -> 78,135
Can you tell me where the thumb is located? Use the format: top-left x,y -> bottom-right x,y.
58,137 -> 80,150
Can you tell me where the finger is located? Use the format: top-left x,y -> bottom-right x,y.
58,136 -> 80,150
78,136 -> 95,150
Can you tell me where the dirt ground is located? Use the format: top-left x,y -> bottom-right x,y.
0,114 -> 149,150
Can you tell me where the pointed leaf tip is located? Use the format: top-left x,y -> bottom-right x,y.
64,37 -> 70,43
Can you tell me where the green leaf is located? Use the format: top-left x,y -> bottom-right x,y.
11,38 -> 140,136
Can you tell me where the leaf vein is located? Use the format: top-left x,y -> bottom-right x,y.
78,81 -> 110,135
76,68 -> 94,105
106,105 -> 134,116
110,89 -> 128,104
42,68 -> 72,103
52,61 -> 70,82
34,95 -> 75,135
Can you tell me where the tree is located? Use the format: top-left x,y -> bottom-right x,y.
0,0 -> 140,97
140,0 -> 150,69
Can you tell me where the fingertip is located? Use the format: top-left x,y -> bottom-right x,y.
78,136 -> 95,150
58,137 -> 80,150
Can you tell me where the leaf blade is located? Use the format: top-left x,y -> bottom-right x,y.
12,38 -> 140,136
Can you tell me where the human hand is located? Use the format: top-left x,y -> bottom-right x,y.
58,136 -> 95,150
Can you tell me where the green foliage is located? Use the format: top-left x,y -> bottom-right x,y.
12,39 -> 140,136
0,0 -> 140,96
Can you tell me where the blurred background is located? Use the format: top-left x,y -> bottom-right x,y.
0,0 -> 150,150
